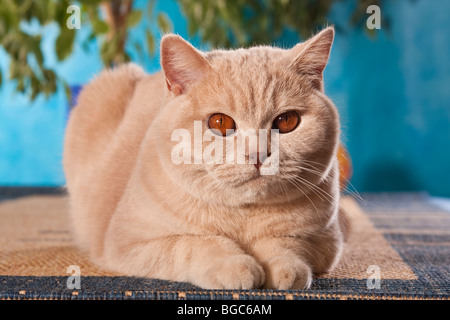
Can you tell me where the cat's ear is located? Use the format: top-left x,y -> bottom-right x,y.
288,26 -> 334,89
160,34 -> 212,96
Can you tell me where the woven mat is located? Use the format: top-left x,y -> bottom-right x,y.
0,193 -> 449,300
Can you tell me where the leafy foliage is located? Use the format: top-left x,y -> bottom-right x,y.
0,0 -> 72,100
178,0 -> 383,48
0,0 -> 386,102
0,0 -> 172,102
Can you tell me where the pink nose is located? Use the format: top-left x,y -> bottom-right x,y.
249,152 -> 265,170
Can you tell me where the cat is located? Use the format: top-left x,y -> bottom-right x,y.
63,26 -> 349,290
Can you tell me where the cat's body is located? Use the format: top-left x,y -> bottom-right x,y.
64,27 -> 349,289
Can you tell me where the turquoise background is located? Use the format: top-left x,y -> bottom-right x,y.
0,0 -> 449,196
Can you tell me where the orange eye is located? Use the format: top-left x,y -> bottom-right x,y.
272,110 -> 300,134
207,113 -> 236,136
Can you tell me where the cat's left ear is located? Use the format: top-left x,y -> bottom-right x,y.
160,34 -> 212,96
288,26 -> 334,89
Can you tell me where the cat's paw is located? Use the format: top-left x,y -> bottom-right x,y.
263,256 -> 312,290
203,254 -> 265,289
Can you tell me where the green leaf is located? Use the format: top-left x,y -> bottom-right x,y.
127,10 -> 143,28
43,69 -> 56,83
30,75 -> 40,100
17,0 -> 33,16
91,19 -> 109,34
9,60 -> 20,79
44,0 -> 57,24
55,27 -> 76,61
145,29 -> 155,56
17,78 -> 25,93
157,12 -> 172,33
100,41 -> 113,66
31,36 -> 44,67
63,81 -> 72,102
100,35 -> 120,67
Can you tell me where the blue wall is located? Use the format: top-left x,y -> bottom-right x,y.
0,0 -> 449,196
326,0 -> 450,196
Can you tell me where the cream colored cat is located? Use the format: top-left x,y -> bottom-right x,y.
63,26 -> 349,290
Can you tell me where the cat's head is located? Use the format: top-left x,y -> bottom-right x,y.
152,27 -> 340,206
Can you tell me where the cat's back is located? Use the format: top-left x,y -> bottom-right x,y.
64,64 -> 146,174
63,63 -> 165,255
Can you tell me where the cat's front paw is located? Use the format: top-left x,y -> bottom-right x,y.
203,254 -> 265,289
263,256 -> 312,290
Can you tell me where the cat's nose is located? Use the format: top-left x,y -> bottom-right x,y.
248,152 -> 266,170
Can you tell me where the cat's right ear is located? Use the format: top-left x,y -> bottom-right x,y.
160,34 -> 212,96
287,27 -> 334,90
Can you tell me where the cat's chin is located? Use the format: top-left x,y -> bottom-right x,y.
235,171 -> 265,186
232,175 -> 281,202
